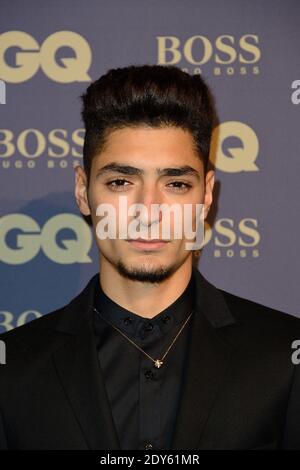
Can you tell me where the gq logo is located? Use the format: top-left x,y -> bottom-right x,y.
210,121 -> 259,173
0,214 -> 93,264
0,31 -> 92,83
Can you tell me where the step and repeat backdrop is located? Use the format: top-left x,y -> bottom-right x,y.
0,0 -> 299,332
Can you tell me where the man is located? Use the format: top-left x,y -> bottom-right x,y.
0,65 -> 300,450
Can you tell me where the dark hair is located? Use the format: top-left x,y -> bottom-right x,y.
81,64 -> 216,186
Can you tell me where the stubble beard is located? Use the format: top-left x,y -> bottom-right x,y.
115,258 -> 178,283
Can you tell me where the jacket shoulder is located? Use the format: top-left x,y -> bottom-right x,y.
0,307 -> 66,359
220,288 -> 300,333
0,273 -> 98,353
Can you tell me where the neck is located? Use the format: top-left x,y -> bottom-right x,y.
98,257 -> 193,319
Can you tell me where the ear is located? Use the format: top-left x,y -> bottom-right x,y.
203,170 -> 215,219
74,165 -> 91,216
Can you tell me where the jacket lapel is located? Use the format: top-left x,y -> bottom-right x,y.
52,275 -> 121,450
171,267 -> 239,449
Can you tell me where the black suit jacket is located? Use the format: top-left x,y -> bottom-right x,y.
1,266 -> 300,450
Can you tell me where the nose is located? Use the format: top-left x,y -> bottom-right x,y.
135,184 -> 163,228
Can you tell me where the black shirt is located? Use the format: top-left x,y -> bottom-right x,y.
93,271 -> 196,451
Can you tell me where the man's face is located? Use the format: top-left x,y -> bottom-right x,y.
75,126 -> 215,283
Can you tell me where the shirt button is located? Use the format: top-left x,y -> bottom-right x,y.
145,322 -> 153,332
144,370 -> 154,380
144,442 -> 153,450
123,317 -> 132,326
163,315 -> 171,324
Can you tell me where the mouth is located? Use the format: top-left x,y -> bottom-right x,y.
126,238 -> 170,251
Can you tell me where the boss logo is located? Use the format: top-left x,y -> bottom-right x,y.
157,34 -> 261,66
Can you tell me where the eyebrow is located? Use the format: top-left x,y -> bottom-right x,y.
96,162 -> 200,179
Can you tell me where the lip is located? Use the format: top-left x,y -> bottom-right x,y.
127,239 -> 169,251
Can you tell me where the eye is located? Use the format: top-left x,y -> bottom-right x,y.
106,179 -> 132,191
166,181 -> 192,192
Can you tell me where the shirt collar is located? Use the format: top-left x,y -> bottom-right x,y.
93,270 -> 195,340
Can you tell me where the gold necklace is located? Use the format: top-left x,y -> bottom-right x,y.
93,307 -> 194,369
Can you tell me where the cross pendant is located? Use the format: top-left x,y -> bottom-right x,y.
154,359 -> 163,368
